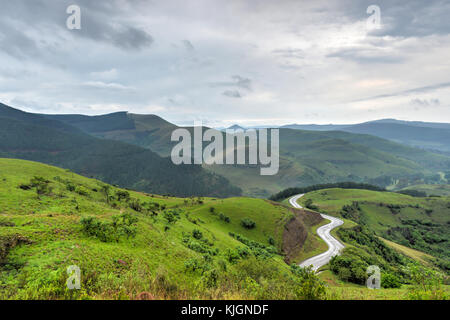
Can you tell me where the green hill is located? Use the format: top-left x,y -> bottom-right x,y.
0,103 -> 240,198
283,119 -> 450,154
0,158 -> 326,299
297,188 -> 449,268
41,109 -> 450,197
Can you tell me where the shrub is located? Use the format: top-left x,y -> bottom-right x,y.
381,273 -> 401,288
80,213 -> 138,242
219,213 -> 230,223
304,199 -> 318,210
290,265 -> 326,300
163,210 -> 180,224
75,186 -> 89,196
241,218 -> 256,229
116,190 -> 130,202
407,264 -> 447,300
129,198 -> 142,212
66,183 -> 76,192
192,229 -> 203,240
30,176 -> 52,197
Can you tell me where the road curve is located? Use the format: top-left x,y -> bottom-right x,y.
289,194 -> 345,271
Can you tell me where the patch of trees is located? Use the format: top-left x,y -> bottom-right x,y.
396,189 -> 427,197
269,182 -> 385,201
330,226 -> 407,286
240,218 -> 256,229
80,213 -> 138,242
228,232 -> 277,259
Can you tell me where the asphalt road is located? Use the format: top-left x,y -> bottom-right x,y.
289,194 -> 345,271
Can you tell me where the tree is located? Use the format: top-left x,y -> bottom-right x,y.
241,218 -> 256,229
290,265 -> 326,300
30,176 -> 51,198
101,185 -> 111,204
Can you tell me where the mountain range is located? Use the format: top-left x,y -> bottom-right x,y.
1,102 -> 449,198
282,119 -> 450,154
0,103 -> 241,198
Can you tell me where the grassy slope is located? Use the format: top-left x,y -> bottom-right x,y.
298,188 -> 449,262
400,184 -> 450,196
0,158 -> 324,299
379,237 -> 434,266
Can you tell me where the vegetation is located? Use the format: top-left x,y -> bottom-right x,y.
39,104 -> 450,198
0,103 -> 241,198
240,218 -> 256,229
0,158 -> 328,300
269,182 -> 385,201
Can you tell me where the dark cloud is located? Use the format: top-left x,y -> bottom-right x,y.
0,21 -> 39,60
335,0 -> 450,38
223,90 -> 242,98
410,98 -> 440,108
182,40 -> 195,51
0,0 -> 153,57
75,12 -> 153,50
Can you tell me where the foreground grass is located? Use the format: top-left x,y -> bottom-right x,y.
0,158 -> 326,300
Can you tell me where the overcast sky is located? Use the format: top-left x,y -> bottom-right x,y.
0,0 -> 449,126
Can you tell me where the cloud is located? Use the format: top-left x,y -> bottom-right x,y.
272,48 -> 304,59
90,69 -> 119,81
81,81 -> 135,91
0,0 -> 449,124
210,75 -> 252,90
326,47 -> 404,64
182,40 -> 195,51
354,82 -> 450,102
410,98 -> 440,108
223,90 -> 242,98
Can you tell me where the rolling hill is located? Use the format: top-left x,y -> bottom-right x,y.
283,119 -> 450,154
296,188 -> 450,267
0,158 -> 325,299
43,109 -> 450,197
0,103 -> 241,198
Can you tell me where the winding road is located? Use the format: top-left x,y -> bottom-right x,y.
289,194 -> 345,271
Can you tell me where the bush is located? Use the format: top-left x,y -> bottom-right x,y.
163,210 -> 180,224
219,213 -> 230,223
382,273 -> 401,288
80,213 -> 138,242
129,198 -> 142,212
407,264 -> 447,300
290,265 -> 326,300
116,190 -> 130,202
241,218 -> 256,229
304,199 -> 318,210
30,176 -> 52,197
192,229 -> 203,240
75,186 -> 89,196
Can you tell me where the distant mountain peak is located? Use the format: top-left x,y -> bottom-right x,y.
227,124 -> 245,130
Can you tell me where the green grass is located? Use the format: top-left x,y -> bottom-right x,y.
0,158 -> 326,300
299,188 -> 449,267
379,237 -> 434,266
400,184 -> 450,196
